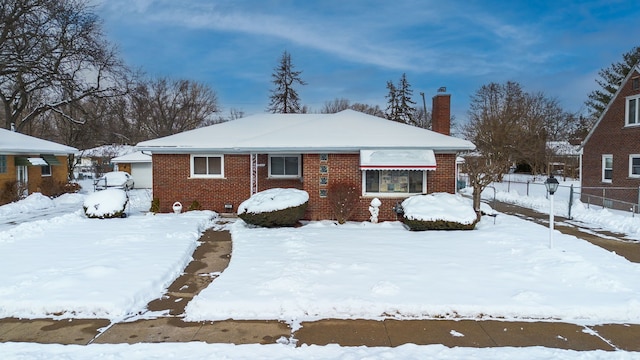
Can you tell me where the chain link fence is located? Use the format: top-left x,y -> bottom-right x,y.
459,174 -> 640,218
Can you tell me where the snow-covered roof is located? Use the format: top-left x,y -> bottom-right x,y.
137,110 -> 475,153
0,128 -> 77,154
111,151 -> 152,163
78,144 -> 135,158
547,141 -> 580,156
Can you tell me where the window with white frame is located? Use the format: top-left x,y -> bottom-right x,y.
626,95 -> 640,126
629,155 -> 640,177
364,170 -> 425,195
191,155 -> 223,178
269,155 -> 300,178
602,154 -> 613,182
0,155 -> 6,173
41,165 -> 51,176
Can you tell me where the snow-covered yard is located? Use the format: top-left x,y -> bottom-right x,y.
1,180 -> 640,359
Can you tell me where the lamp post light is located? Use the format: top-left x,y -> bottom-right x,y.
545,175 -> 560,249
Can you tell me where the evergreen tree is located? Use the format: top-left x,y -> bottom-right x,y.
586,46 -> 640,118
267,51 -> 307,113
384,80 -> 398,121
397,73 -> 417,125
385,74 -> 416,125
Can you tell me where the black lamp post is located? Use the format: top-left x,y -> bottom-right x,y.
545,175 -> 559,248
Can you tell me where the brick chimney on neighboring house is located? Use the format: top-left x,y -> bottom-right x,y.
431,93 -> 451,136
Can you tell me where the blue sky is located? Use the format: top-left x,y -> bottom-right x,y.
96,0 -> 639,124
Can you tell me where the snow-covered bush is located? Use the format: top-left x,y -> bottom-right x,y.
237,188 -> 309,227
83,188 -> 128,219
401,193 -> 478,231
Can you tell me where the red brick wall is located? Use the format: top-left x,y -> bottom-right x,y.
428,153 -> 456,194
153,152 -> 458,221
582,69 -> 640,207
152,154 -> 302,213
432,94 -> 451,135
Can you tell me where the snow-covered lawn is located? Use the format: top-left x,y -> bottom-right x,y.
1,183 -> 640,358
0,182 -> 216,321
185,215 -> 640,326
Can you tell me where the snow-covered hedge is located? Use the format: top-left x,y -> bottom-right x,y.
237,188 -> 309,227
83,189 -> 128,219
401,193 -> 478,231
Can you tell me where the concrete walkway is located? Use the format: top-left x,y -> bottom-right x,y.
1,205 -> 639,351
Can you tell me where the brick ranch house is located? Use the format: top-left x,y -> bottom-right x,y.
581,64 -> 640,211
137,94 -> 475,222
0,128 -> 77,201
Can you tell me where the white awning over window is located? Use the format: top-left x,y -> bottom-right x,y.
359,149 -> 437,170
27,157 -> 48,166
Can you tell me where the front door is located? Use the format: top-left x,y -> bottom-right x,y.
16,165 -> 28,196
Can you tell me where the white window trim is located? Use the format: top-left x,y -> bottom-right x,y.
629,154 -> 640,178
602,154 -> 613,183
190,154 -> 224,178
268,154 -> 301,178
0,155 -> 6,174
625,94 -> 640,126
361,170 -> 427,197
41,165 -> 52,177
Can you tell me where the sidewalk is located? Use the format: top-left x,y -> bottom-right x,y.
1,206 -> 639,351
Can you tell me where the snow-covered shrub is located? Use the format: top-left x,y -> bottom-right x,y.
83,188 -> 128,219
237,188 -> 309,227
401,193 -> 478,231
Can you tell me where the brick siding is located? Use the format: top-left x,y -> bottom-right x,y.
153,152 -> 458,222
582,69 -> 640,208
0,155 -> 69,195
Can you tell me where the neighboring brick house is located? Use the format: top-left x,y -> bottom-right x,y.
137,94 -> 475,222
581,64 -> 640,210
0,128 -> 77,201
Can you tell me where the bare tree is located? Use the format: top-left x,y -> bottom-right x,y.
464,81 -> 525,169
320,98 -> 385,118
350,103 -> 385,118
130,77 -> 220,139
463,81 -> 578,192
462,153 -> 506,221
321,98 -> 350,113
0,0 -> 128,132
267,51 -> 306,113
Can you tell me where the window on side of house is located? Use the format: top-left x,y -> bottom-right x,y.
364,170 -> 425,195
602,154 -> 613,183
633,77 -> 640,90
629,155 -> 640,178
191,155 -> 224,178
268,155 -> 301,178
0,155 -> 6,173
626,95 -> 640,126
41,165 -> 51,176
